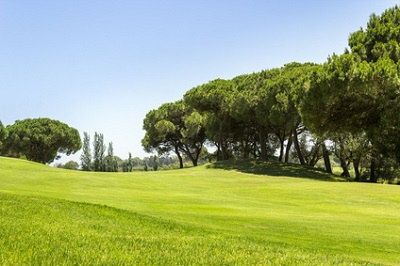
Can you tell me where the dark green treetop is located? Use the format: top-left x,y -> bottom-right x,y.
5,118 -> 81,164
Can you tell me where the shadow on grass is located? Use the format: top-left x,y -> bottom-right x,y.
207,159 -> 346,182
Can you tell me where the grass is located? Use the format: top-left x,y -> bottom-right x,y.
0,156 -> 400,265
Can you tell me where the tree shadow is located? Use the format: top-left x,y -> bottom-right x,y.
207,159 -> 346,182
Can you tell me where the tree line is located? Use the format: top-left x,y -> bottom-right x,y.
79,132 -> 118,172
0,118 -> 191,171
78,132 -> 184,172
142,6 -> 400,183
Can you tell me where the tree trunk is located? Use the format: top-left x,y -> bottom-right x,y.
293,130 -> 305,165
175,145 -> 183,169
216,135 -> 227,161
354,164 -> 361,181
218,125 -> 229,161
278,138 -> 285,162
259,128 -> 268,160
370,159 -> 377,183
186,150 -> 197,166
285,134 -> 293,163
339,157 -> 350,178
322,142 -> 332,174
353,157 -> 361,181
221,140 -> 228,160
182,144 -> 199,167
308,144 -> 320,167
243,141 -> 250,159
215,141 -> 221,161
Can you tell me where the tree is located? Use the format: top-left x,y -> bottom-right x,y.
184,79 -> 235,160
105,142 -> 118,172
4,118 -> 81,164
64,160 -> 79,170
0,121 -> 6,155
229,71 -> 277,160
80,132 -> 92,171
347,6 -> 400,180
349,6 -> 400,63
301,51 -> 400,181
142,104 -> 184,168
128,152 -> 133,172
93,132 -> 106,171
152,155 -> 159,171
272,63 -> 320,164
180,111 -> 207,166
142,100 -> 207,168
291,131 -> 324,167
227,64 -> 317,162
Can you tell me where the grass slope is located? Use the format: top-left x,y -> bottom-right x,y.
0,193 -> 364,265
1,156 -> 399,265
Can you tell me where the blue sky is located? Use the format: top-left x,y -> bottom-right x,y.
1,1 -> 398,163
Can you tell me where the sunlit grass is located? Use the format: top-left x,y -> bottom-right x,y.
0,156 -> 399,265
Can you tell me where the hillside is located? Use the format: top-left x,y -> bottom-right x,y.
1,156 -> 399,265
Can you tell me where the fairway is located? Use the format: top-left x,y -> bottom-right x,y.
1,157 -> 399,265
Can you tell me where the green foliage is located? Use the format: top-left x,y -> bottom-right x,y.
0,120 -> 6,154
142,100 -> 206,168
63,160 -> 79,170
183,64 -> 316,162
80,132 -> 92,171
301,7 -> 400,177
349,5 -> 400,63
152,155 -> 159,171
93,132 -> 106,172
141,5 -> 400,180
105,142 -> 118,172
4,118 -> 81,164
184,79 -> 235,160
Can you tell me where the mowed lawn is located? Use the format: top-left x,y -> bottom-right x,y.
0,157 -> 399,265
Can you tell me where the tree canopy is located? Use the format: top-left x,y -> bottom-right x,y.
300,6 -> 400,181
142,5 -> 400,182
142,100 -> 206,168
0,121 -> 6,154
4,118 -> 81,164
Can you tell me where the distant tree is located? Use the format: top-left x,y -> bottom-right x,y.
153,155 -> 159,171
0,121 -> 6,155
128,152 -> 133,172
93,132 -> 106,171
122,153 -> 135,172
80,132 -> 92,171
105,142 -> 118,172
4,118 -> 81,164
132,157 -> 142,167
64,160 -> 79,170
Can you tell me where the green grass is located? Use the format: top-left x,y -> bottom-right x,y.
1,156 -> 399,265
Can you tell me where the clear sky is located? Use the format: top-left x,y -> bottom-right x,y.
1,0 -> 398,163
